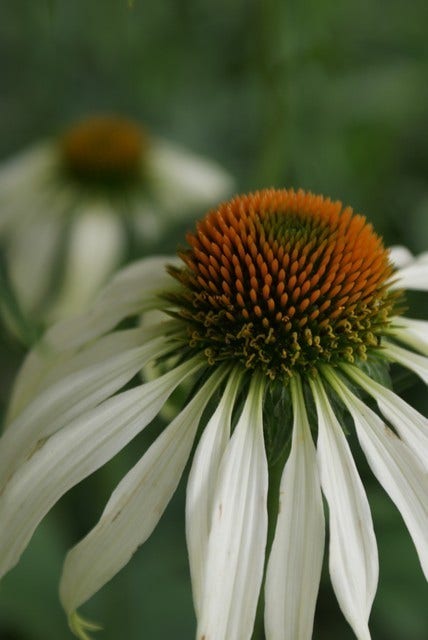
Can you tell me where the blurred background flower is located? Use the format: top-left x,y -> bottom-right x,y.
0,112 -> 233,334
0,1 -> 427,639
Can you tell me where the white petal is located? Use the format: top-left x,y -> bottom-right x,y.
48,203 -> 126,321
0,333 -> 172,490
388,245 -> 413,270
342,364 -> 428,471
196,374 -> 268,640
310,376 -> 378,640
6,210 -> 66,314
388,316 -> 428,356
0,143 -> 57,200
6,322 -> 174,422
44,255 -> 180,351
186,367 -> 242,615
265,375 -> 325,640
146,139 -> 234,216
383,340 -> 428,384
0,356 -> 203,579
60,367 -> 225,615
327,370 -> 428,580
390,251 -> 428,291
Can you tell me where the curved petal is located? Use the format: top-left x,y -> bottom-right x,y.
0,333 -> 172,490
383,340 -> 428,384
0,356 -> 204,580
6,316 -> 179,424
44,254 -> 180,351
6,209 -> 67,314
388,246 -> 413,270
60,367 -> 225,616
342,364 -> 428,471
146,139 -> 234,216
390,251 -> 428,291
327,370 -> 428,580
196,374 -> 268,640
388,317 -> 428,356
310,376 -> 378,640
265,375 -> 325,640
186,367 -> 242,615
49,203 -> 126,321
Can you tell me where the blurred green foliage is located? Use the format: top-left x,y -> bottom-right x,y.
0,0 -> 427,638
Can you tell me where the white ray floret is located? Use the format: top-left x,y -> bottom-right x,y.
311,376 -> 378,640
0,356 -> 204,579
387,317 -> 428,356
342,363 -> 428,471
60,367 -> 226,617
196,374 -> 269,640
186,367 -> 243,614
265,376 -> 325,640
0,332 -> 174,490
327,370 -> 428,580
383,340 -> 428,385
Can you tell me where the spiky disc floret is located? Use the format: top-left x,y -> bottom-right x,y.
168,189 -> 400,379
61,115 -> 147,184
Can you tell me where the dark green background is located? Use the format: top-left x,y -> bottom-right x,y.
0,1 -> 427,638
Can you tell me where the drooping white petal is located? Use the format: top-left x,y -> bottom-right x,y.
49,203 -> 126,321
389,250 -> 428,291
44,255 -> 180,351
327,369 -> 428,580
196,374 -> 268,640
342,364 -> 428,471
388,316 -> 428,356
6,210 -> 66,314
383,340 -> 428,384
265,375 -> 325,640
0,143 -> 57,202
186,367 -> 242,614
0,356 -> 204,579
6,316 -> 181,424
146,139 -> 234,216
0,333 -> 173,490
60,366 -> 226,616
310,376 -> 378,640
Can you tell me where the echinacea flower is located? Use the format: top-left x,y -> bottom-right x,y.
0,113 -> 233,328
0,188 -> 427,640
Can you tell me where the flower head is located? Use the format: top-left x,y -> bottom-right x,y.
0,188 -> 427,640
0,113 -> 233,330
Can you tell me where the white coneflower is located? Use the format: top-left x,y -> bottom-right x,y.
0,113 -> 233,328
0,189 -> 427,640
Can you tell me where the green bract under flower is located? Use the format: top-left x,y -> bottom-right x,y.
168,189 -> 401,379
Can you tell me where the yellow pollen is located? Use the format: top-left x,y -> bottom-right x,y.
168,188 -> 401,379
60,114 -> 146,183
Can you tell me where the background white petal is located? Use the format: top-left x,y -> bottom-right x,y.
60,367 -> 225,615
265,376 -> 325,640
311,377 -> 378,640
328,371 -> 428,580
0,357 -> 203,580
196,374 -> 268,640
146,139 -> 234,216
186,367 -> 242,615
48,202 -> 126,321
389,250 -> 428,291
